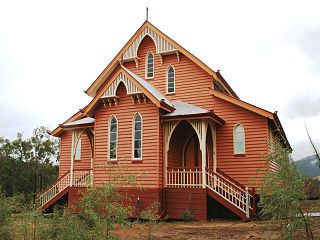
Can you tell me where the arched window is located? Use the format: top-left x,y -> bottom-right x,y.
146,52 -> 154,79
234,123 -> 245,154
167,66 -> 175,93
133,113 -> 142,160
109,115 -> 118,160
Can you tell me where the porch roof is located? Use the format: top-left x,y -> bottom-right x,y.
62,117 -> 95,129
162,101 -> 225,125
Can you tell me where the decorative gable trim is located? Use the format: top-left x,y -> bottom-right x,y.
103,72 -> 142,97
85,21 -> 238,99
123,26 -> 176,60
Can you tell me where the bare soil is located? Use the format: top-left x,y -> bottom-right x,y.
115,218 -> 320,240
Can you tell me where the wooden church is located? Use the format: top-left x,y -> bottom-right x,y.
36,20 -> 290,220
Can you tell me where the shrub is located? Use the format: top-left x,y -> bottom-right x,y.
305,178 -> 320,200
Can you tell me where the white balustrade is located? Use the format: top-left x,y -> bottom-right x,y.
166,168 -> 202,188
36,170 -> 92,209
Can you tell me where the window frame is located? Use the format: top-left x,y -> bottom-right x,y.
108,115 -> 118,161
233,123 -> 245,155
132,112 -> 143,161
166,65 -> 175,94
145,52 -> 154,79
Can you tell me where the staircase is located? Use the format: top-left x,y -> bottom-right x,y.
206,168 -> 255,220
36,170 -> 92,210
166,168 -> 256,220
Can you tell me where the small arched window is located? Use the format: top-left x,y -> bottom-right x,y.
109,115 -> 118,160
146,52 -> 154,79
133,113 -> 142,160
167,66 -> 175,93
234,123 -> 245,155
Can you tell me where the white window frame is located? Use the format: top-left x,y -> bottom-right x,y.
108,115 -> 118,161
132,112 -> 143,160
233,123 -> 245,155
72,130 -> 82,161
166,65 -> 175,94
145,52 -> 154,79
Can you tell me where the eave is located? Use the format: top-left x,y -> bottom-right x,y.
209,88 -> 291,150
161,112 -> 225,126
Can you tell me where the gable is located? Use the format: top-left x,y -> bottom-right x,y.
85,21 -> 238,98
123,26 -> 176,60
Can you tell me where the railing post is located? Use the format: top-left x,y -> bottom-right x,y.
90,169 -> 93,186
245,187 -> 249,219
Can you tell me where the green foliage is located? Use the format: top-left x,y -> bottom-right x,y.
259,140 -> 313,239
0,127 -> 59,197
79,184 -> 132,239
141,202 -> 161,240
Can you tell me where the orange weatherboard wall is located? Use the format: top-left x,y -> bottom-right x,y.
48,20 -> 290,220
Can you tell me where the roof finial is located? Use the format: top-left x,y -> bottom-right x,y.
146,7 -> 148,21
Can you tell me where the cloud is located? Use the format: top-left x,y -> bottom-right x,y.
299,27 -> 320,67
285,95 -> 320,119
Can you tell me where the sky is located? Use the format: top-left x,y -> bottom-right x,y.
0,0 -> 319,160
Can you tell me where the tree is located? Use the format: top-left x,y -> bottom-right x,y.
0,127 -> 59,198
259,139 -> 313,240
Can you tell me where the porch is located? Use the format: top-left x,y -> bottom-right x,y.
162,102 -> 255,219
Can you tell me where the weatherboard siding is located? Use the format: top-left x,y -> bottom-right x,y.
123,35 -> 214,110
93,83 -> 161,192
58,131 -> 92,178
213,97 -> 269,189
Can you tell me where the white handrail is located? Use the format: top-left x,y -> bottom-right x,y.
206,169 -> 254,216
36,170 -> 92,208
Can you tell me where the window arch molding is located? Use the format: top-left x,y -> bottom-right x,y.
145,52 -> 154,79
132,112 -> 143,160
108,115 -> 118,161
233,123 -> 245,155
166,65 -> 175,94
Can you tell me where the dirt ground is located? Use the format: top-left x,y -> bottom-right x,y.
114,218 -> 320,240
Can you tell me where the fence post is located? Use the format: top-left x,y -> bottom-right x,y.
245,187 -> 249,219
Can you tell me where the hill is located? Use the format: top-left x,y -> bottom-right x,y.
294,155 -> 320,177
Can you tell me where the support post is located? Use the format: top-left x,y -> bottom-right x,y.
201,121 -> 207,188
245,187 -> 249,219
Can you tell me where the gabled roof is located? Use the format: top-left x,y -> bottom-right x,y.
123,66 -> 172,108
85,21 -> 238,98
51,66 -> 175,137
162,101 -> 225,125
209,88 -> 291,150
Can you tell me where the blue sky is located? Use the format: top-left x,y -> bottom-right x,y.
0,0 -> 320,160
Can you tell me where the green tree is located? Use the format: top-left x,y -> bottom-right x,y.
259,139 -> 313,239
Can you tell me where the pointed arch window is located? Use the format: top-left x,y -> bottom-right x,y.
109,115 -> 118,160
167,66 -> 175,93
234,123 -> 245,155
133,113 -> 142,160
146,52 -> 154,79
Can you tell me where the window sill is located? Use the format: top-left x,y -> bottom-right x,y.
132,159 -> 143,163
146,77 -> 154,80
234,153 -> 245,157
166,92 -> 175,96
107,160 -> 118,163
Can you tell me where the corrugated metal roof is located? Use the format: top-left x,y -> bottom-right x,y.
63,117 -> 95,127
164,101 -> 209,117
122,66 -> 173,108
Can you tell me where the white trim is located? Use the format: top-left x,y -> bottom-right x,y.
233,123 -> 246,155
132,112 -> 143,160
108,115 -> 118,161
166,65 -> 175,94
135,33 -> 159,57
145,51 -> 154,79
